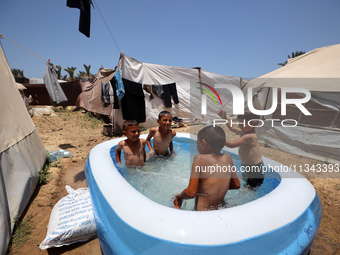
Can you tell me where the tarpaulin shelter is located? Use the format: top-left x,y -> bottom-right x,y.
78,69 -> 115,118
247,44 -> 340,163
0,46 -> 46,253
113,53 -> 242,129
22,54 -> 243,131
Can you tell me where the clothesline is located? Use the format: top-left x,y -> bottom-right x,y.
0,34 -> 93,80
0,34 -> 213,87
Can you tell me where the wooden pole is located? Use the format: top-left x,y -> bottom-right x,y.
194,67 -> 204,119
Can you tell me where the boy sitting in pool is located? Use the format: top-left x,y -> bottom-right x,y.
217,110 -> 264,188
116,120 -> 146,167
173,126 -> 240,211
146,110 -> 176,157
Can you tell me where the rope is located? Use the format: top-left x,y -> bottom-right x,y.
0,34 -> 93,80
0,34 -> 48,62
92,0 -> 121,53
31,108 -> 63,131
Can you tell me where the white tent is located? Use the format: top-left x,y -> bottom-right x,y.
247,44 -> 340,163
115,54 -> 242,129
0,46 -> 46,254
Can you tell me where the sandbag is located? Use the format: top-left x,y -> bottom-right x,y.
39,185 -> 97,249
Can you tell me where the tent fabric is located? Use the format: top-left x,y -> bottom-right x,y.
116,54 -> 242,129
257,122 -> 340,164
0,49 -> 36,153
247,44 -> 340,129
79,73 -> 115,117
248,44 -> 340,92
246,44 -> 340,163
0,47 -> 46,254
21,55 -> 242,131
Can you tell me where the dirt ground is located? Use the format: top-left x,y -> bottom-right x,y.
8,108 -> 340,255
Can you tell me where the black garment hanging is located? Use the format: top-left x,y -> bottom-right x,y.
110,77 -> 120,109
162,83 -> 179,107
121,79 -> 146,123
67,0 -> 91,37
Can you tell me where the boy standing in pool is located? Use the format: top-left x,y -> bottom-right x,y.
174,126 -> 240,211
217,110 -> 264,188
116,120 -> 147,167
146,111 -> 176,157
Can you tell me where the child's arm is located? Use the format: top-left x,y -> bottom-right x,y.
146,128 -> 156,152
224,134 -> 251,148
142,139 -> 147,162
169,140 -> 174,154
174,156 -> 200,208
115,141 -> 123,164
169,130 -> 176,154
217,110 -> 242,134
174,177 -> 199,208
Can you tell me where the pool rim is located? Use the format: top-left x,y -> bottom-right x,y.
86,132 -> 317,246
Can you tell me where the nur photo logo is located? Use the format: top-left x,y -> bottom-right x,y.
198,83 -> 312,127
197,82 -> 222,115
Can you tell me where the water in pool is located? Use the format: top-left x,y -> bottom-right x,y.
111,137 -> 281,210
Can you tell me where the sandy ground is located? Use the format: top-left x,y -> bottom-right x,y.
8,108 -> 340,255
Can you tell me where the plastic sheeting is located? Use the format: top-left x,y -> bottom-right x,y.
246,44 -> 340,163
257,122 -> 340,164
0,46 -> 46,254
117,54 -> 242,129
80,73 -> 114,117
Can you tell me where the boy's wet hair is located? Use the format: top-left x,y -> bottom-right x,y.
123,120 -> 139,130
158,110 -> 172,120
237,111 -> 260,121
197,126 -> 226,151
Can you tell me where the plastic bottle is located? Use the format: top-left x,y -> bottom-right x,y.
52,149 -> 73,158
46,150 -> 57,162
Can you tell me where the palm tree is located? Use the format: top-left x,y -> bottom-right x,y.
83,64 -> 91,77
56,65 -> 62,79
278,51 -> 306,66
65,66 -> 77,81
61,74 -> 68,81
77,71 -> 86,80
11,68 -> 24,76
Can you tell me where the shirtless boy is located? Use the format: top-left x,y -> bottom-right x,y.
174,126 -> 240,211
218,110 -> 264,188
146,111 -> 176,156
115,120 -> 146,167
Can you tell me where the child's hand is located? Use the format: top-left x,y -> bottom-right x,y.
173,195 -> 182,209
218,109 -> 227,119
146,150 -> 155,159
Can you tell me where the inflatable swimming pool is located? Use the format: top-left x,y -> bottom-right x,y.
85,133 -> 321,255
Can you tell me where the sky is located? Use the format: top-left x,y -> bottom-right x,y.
1,0 -> 340,80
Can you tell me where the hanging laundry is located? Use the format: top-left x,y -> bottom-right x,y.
43,62 -> 68,106
113,67 -> 125,100
121,79 -> 146,123
143,85 -> 154,100
161,83 -> 179,107
110,77 -> 120,109
67,0 -> 92,38
101,81 -> 111,105
152,85 -> 163,98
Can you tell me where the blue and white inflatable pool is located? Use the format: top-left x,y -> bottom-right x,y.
85,133 -> 321,255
